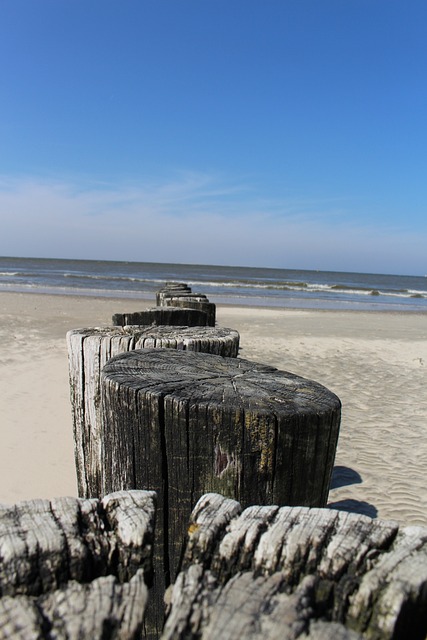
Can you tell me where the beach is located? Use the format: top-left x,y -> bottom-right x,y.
0,291 -> 426,526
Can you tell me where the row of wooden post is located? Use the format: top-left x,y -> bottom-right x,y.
66,282 -> 342,637
1,282 -> 426,639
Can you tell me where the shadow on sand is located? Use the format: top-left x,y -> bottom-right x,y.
328,499 -> 378,519
330,465 -> 362,489
328,466 -> 378,518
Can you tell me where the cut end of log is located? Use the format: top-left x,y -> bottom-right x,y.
164,493 -> 427,640
0,490 -> 156,639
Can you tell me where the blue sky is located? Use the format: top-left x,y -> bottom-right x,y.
1,1 -> 426,274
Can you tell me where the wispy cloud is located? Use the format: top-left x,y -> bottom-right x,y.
0,172 -> 425,274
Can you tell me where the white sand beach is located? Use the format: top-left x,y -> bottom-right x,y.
0,291 -> 426,526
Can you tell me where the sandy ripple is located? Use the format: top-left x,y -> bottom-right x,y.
219,307 -> 427,526
0,293 -> 426,528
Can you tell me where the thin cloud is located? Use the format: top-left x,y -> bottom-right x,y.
0,173 -> 425,274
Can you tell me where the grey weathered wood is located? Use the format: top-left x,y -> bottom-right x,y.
0,490 -> 156,640
156,283 -> 192,305
163,299 -> 216,327
67,325 -> 240,498
155,283 -> 216,325
159,292 -> 208,302
101,349 -> 341,637
163,493 -> 427,640
101,349 -> 341,507
112,307 -> 209,327
0,573 -> 148,640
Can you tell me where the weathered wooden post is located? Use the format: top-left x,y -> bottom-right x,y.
164,493 -> 427,640
112,307 -> 209,327
156,282 -> 216,326
67,325 -> 240,498
156,283 -> 192,305
0,490 -> 156,639
161,298 -> 216,326
100,348 -> 341,637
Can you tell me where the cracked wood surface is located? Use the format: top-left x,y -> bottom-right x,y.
0,490 -> 156,640
163,493 -> 427,640
101,348 -> 341,637
2,490 -> 425,639
67,325 -> 240,498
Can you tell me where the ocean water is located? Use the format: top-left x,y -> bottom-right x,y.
0,256 -> 427,312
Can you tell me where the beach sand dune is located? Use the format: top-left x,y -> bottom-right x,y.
0,292 -> 426,526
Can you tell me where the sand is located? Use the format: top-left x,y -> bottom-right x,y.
0,291 -> 426,526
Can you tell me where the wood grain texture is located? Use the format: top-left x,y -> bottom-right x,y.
0,490 -> 156,640
67,325 -> 240,498
101,348 -> 341,637
101,348 -> 341,508
163,493 -> 427,640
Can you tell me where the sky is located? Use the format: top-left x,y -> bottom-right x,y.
1,1 -> 426,275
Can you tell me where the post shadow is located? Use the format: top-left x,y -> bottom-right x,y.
330,465 -> 362,489
328,499 -> 378,519
328,466 -> 378,517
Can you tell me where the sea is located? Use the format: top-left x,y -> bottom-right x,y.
1,256 -> 427,313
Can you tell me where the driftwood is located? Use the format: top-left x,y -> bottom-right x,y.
112,307 -> 209,327
67,325 -> 240,498
100,348 -> 341,636
163,493 -> 427,640
0,490 -> 156,640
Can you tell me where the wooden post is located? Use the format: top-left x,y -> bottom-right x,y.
100,349 -> 341,637
162,299 -> 216,327
164,493 -> 427,640
156,283 -> 192,305
156,282 -> 216,326
159,292 -> 208,303
112,307 -> 209,327
67,326 -> 240,498
0,490 -> 155,640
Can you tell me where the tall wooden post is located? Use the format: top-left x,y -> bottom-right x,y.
100,348 -> 341,637
67,326 -> 240,498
